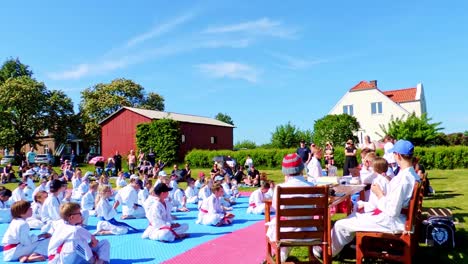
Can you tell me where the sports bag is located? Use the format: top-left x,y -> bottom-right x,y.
423,216 -> 455,248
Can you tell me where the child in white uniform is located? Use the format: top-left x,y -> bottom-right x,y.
185,178 -> 199,204
247,181 -> 270,214
307,148 -> 324,183
11,181 -> 28,202
95,185 -> 134,235
0,188 -> 12,223
47,202 -> 110,264
197,178 -> 213,208
142,183 -> 189,242
196,184 -> 235,226
2,200 -> 51,262
81,182 -> 99,217
356,157 -> 391,213
27,191 -> 48,230
115,172 -> 127,190
114,178 -> 145,219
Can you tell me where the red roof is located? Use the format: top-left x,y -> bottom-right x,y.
383,88 -> 417,103
350,80 -> 377,91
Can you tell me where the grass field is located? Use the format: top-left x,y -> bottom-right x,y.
2,166 -> 467,263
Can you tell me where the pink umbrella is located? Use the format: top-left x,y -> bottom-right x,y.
88,156 -> 105,165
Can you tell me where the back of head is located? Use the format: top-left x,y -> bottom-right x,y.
373,157 -> 389,174
11,200 -> 31,218
282,153 -> 304,176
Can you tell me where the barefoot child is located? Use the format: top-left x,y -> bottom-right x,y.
2,200 -> 50,262
196,184 -> 235,226
95,185 -> 137,235
48,202 -> 110,264
142,183 -> 189,242
246,181 -> 270,214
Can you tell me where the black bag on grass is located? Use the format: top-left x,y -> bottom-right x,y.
423,216 -> 455,248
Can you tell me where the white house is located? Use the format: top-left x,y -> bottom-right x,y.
328,80 -> 427,143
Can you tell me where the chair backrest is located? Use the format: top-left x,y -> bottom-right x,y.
274,185 -> 330,241
403,182 -> 420,232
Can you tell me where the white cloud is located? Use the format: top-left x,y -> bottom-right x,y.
196,62 -> 259,83
126,12 -> 195,47
203,17 -> 296,38
199,38 -> 251,49
271,53 -> 330,70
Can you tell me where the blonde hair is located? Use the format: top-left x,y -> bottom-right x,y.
60,202 -> 81,221
95,185 -> 112,208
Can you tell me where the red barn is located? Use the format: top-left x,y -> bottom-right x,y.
99,107 -> 234,160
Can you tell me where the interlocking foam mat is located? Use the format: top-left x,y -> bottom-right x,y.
0,196 -> 266,264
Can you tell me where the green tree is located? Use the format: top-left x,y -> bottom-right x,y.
0,76 -> 74,154
234,140 -> 257,149
79,78 -> 165,143
214,112 -> 234,126
136,118 -> 181,164
270,122 -> 303,148
0,58 -> 33,84
312,114 -> 360,147
380,113 -> 443,146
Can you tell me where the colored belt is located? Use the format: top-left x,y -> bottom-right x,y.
48,244 -> 64,261
200,208 -> 208,213
249,203 -> 256,208
3,244 -> 18,250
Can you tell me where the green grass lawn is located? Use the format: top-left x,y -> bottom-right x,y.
2,166 -> 466,263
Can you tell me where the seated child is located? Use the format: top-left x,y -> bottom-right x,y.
196,183 -> 235,226
221,175 -> 236,205
114,177 -> 145,219
47,203 -> 110,264
247,181 -> 271,214
81,182 -> 99,217
2,200 -> 50,262
356,157 -> 391,213
185,178 -> 199,204
95,185 -> 136,235
307,148 -> 324,183
0,188 -> 12,223
138,179 -> 152,206
264,180 -> 275,200
11,181 -> 28,203
172,187 -> 189,212
115,172 -> 127,190
230,179 -> 240,199
197,178 -> 213,209
27,191 -> 48,230
142,183 -> 189,242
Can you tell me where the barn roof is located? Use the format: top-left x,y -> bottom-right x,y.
99,106 -> 235,128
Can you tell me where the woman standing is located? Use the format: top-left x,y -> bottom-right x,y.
343,139 -> 358,176
362,135 -> 376,152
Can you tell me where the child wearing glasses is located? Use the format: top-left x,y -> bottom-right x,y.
48,202 -> 110,264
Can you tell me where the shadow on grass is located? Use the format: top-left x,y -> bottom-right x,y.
425,191 -> 462,200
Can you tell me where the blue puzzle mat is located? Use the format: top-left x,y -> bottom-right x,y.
0,196 -> 265,264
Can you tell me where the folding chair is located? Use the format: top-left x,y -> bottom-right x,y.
265,185 -> 331,264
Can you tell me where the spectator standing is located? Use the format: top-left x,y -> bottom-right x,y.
343,139 -> 358,176
244,155 -> 253,170
296,140 -> 312,167
70,150 -> 78,169
361,135 -> 376,152
127,150 -> 136,175
26,148 -> 36,166
147,149 -> 156,167
113,151 -> 122,173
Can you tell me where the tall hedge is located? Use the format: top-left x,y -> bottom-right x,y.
185,146 -> 468,170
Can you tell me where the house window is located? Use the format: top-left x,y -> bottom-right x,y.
371,102 -> 382,114
210,136 -> 217,144
181,134 -> 185,143
343,105 -> 354,116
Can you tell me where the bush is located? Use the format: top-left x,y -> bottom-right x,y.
185,146 -> 468,170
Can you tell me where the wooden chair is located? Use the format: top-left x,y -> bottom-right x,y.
265,185 -> 331,264
355,182 -> 420,264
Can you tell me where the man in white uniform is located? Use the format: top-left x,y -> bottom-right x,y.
314,140 -> 420,259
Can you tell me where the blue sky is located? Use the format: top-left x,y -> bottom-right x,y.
1,1 -> 467,144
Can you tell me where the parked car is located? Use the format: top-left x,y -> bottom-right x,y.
34,154 -> 54,165
0,155 -> 16,166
